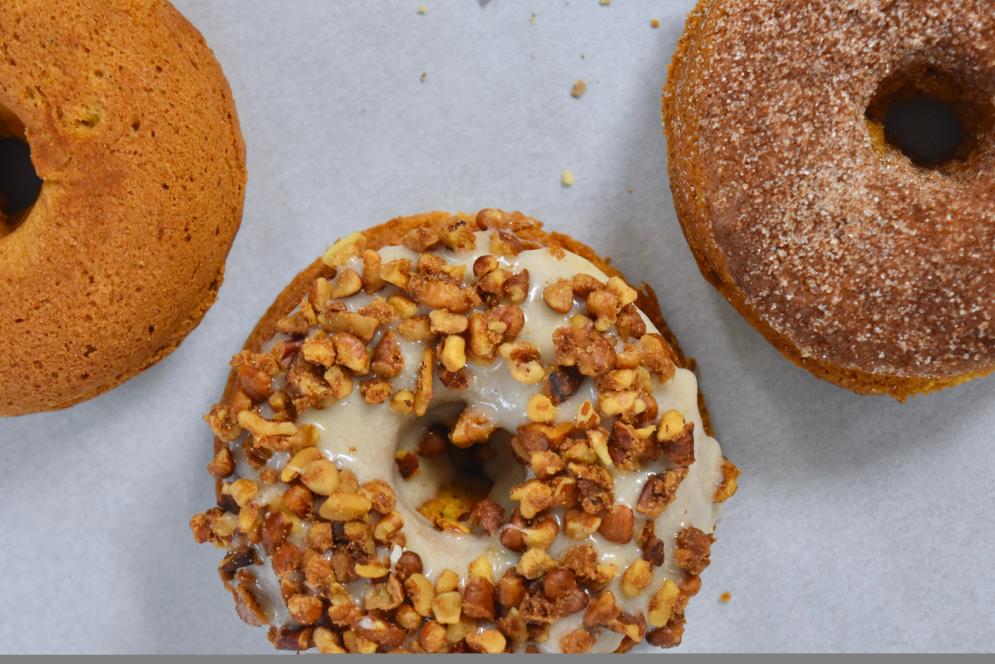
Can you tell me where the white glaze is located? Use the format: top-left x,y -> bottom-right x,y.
286,231 -> 726,652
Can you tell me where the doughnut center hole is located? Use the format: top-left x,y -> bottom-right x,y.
866,65 -> 992,170
882,96 -> 964,166
0,111 -> 43,237
395,405 -> 523,534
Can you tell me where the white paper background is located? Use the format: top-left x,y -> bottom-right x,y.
1,0 -> 992,654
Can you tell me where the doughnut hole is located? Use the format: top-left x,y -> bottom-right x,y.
394,404 -> 524,534
0,105 -> 43,238
866,64 -> 995,172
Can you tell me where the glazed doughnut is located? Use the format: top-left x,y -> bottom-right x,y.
664,0 -> 995,398
0,0 -> 246,415
190,210 -> 739,654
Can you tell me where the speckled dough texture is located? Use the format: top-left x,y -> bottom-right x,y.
0,0 -> 246,415
663,0 -> 995,398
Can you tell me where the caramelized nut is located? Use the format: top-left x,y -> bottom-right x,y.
440,335 -> 467,372
543,279 -> 575,314
597,504 -> 634,543
300,458 -> 340,496
432,591 -> 463,625
318,493 -> 372,521
526,393 -> 557,423
621,559 -> 653,598
648,579 -> 680,627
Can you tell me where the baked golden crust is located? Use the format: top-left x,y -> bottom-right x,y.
663,0 -> 995,399
193,210 -> 735,653
0,0 -> 246,415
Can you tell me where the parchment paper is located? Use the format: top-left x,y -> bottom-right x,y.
1,0 -> 992,653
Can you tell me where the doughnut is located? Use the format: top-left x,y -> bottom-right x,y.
0,0 -> 246,415
663,0 -> 995,398
190,210 -> 739,654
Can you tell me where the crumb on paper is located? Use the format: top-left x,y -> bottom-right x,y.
561,170 -> 574,187
599,0 -> 611,6
530,13 -> 536,26
417,4 -> 427,15
571,80 -> 587,98
719,591 -> 732,603
420,72 -> 428,83
651,18 -> 661,29
626,187 -> 634,194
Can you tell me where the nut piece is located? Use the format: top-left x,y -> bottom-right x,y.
318,492 -> 372,521
300,458 -> 341,496
597,504 -> 634,543
287,594 -> 324,625
332,332 -> 370,374
330,268 -> 363,298
207,447 -> 235,479
648,579 -> 680,627
509,480 -> 553,519
238,410 -> 298,438
440,335 -> 467,372
516,547 -> 556,579
432,591 -> 463,625
543,278 -> 575,314
435,569 -> 460,593
413,348 -> 434,417
714,457 -> 741,503
462,576 -> 496,620
418,621 -> 448,653
371,331 -> 404,378
673,526 -> 713,575
321,231 -> 366,267
564,509 -> 601,539
636,468 -> 688,517
526,393 -> 557,423
621,559 -> 653,598
450,408 -> 496,448
560,628 -> 596,654
429,309 -> 469,334
404,573 -> 436,616
466,629 -> 507,654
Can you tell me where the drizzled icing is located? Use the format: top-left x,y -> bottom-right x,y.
243,231 -> 726,653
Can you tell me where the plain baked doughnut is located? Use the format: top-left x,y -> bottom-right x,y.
664,0 -> 995,398
0,0 -> 246,415
190,210 -> 739,653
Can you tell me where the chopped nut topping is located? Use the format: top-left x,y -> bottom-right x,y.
639,333 -> 677,381
714,457 -> 741,503
324,311 -> 380,342
450,408 -> 496,448
553,326 -> 617,376
598,504 -> 634,543
429,309 -> 468,335
542,278 -> 575,313
563,509 -> 601,539
418,621 -> 448,653
509,479 -> 553,519
516,547 -> 556,579
321,232 -> 366,268
674,526 -> 713,575
526,393 -> 557,423
413,348 -> 434,416
360,378 -> 391,404
318,492 -> 372,522
648,579 -> 680,628
440,335 -> 467,372
402,225 -> 441,252
207,447 -> 235,479
432,591 -> 463,624
439,218 -> 476,251
462,576 -> 496,620
621,559 -> 653,598
560,628 -> 596,653
287,593 -> 324,625
299,458 -> 340,496
466,629 -> 507,654
331,332 -> 370,374
238,411 -> 298,438
370,330 -> 403,378
636,467 -> 688,517
387,294 -> 418,318
330,268 -> 363,298
404,573 -> 436,617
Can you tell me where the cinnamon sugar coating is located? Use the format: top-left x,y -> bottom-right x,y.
664,0 -> 994,398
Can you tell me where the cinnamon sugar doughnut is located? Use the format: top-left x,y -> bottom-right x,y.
664,0 -> 994,398
0,0 -> 246,415
190,210 -> 738,653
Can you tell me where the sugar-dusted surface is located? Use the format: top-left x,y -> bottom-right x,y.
666,0 -> 994,382
0,0 -> 992,654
